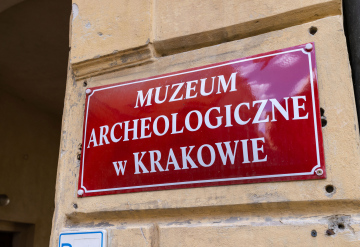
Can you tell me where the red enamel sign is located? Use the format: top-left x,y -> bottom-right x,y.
78,43 -> 325,197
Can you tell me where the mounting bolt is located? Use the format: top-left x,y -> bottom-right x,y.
321,115 -> 327,127
311,230 -> 317,237
77,189 -> 84,196
86,88 -> 92,95
315,169 -> 324,176
305,43 -> 313,52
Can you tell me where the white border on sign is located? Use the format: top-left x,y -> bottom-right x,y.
80,47 -> 321,194
59,230 -> 107,247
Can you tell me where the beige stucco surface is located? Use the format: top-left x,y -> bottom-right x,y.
70,0 -> 341,63
50,9 -> 360,245
49,0 -> 360,243
153,0 -> 341,55
154,0 -> 339,40
70,0 -> 152,64
0,91 -> 61,246
69,0 -> 341,80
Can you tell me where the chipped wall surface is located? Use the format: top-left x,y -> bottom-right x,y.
51,0 -> 360,246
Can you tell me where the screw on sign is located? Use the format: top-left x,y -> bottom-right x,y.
78,43 -> 326,197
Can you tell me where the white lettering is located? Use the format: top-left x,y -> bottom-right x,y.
154,86 -> 169,104
197,144 -> 216,167
204,107 -> 222,129
251,137 -> 267,162
215,141 -> 239,165
234,103 -> 251,125
185,110 -> 202,131
110,122 -> 122,142
224,104 -> 233,127
200,77 -> 215,96
185,80 -> 198,99
135,88 -> 153,108
153,115 -> 169,136
140,117 -> 152,139
149,150 -> 164,172
171,113 -> 184,134
112,161 -> 127,176
180,146 -> 198,169
99,125 -> 110,146
123,120 -> 139,141
270,98 -> 289,121
166,148 -> 181,171
216,72 -> 237,94
252,100 -> 269,124
169,82 -> 184,102
133,152 -> 149,174
87,128 -> 98,148
292,96 -> 309,120
241,139 -> 250,163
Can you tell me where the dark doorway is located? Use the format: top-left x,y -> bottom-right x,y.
0,231 -> 14,247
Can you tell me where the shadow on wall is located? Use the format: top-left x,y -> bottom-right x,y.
0,0 -> 71,246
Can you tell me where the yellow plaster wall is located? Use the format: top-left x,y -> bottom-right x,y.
154,0 -> 339,40
70,0 -> 152,64
153,0 -> 341,55
51,0 -> 360,246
